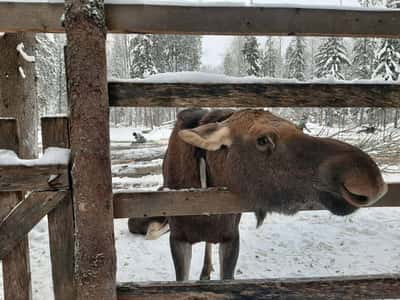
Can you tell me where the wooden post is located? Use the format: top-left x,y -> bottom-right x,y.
64,1 -> 116,299
41,117 -> 75,300
0,118 -> 32,300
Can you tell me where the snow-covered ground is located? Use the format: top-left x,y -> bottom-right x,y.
1,121 -> 399,300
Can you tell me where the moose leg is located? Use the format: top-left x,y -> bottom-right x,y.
219,234 -> 239,280
170,236 -> 192,281
200,242 -> 214,280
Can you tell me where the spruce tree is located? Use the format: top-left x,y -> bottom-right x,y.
223,52 -> 235,75
314,37 -> 350,80
352,39 -> 377,79
242,36 -> 261,76
285,37 -> 306,81
352,0 -> 381,79
261,37 -> 279,77
149,35 -> 201,73
373,0 -> 400,80
129,34 -> 156,78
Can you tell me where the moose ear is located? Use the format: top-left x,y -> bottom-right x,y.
178,123 -> 232,151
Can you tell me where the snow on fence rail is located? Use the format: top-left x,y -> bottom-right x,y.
1,3 -> 400,37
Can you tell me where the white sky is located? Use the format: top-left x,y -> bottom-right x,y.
201,0 -> 362,66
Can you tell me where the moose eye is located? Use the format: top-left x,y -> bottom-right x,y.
257,136 -> 268,146
256,135 -> 276,152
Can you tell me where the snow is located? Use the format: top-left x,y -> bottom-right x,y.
2,207 -> 400,299
0,147 -> 70,166
16,42 -> 36,63
110,126 -> 171,142
1,122 -> 399,299
18,66 -> 26,79
0,32 -> 4,38
111,71 -> 400,84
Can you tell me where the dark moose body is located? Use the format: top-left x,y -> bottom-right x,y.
129,108 -> 387,281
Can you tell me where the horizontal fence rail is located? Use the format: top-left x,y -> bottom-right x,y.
113,183 -> 400,218
108,82 -> 400,108
1,3 -> 400,37
0,164 -> 69,192
117,275 -> 400,300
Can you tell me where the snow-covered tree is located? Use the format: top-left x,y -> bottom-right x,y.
386,0 -> 400,8
149,35 -> 201,73
223,52 -> 235,75
351,0 -> 382,80
242,36 -> 261,76
129,34 -> 157,78
315,37 -> 350,80
373,0 -> 400,80
261,37 -> 279,77
285,37 -> 306,81
223,37 -> 248,76
373,39 -> 400,81
352,38 -> 377,79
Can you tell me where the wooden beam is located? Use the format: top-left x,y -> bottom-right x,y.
41,117 -> 76,300
0,118 -> 19,152
1,3 -> 400,38
0,191 -> 67,259
0,164 -> 69,192
109,82 -> 400,108
113,183 -> 400,218
117,275 -> 400,300
65,1 -> 117,299
0,118 -> 32,300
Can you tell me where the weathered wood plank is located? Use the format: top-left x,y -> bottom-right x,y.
0,164 -> 69,192
0,118 -> 32,300
65,0 -> 117,299
41,117 -> 76,300
1,3 -> 400,38
113,183 -> 399,218
0,191 -> 67,259
109,82 -> 400,108
117,275 -> 400,300
0,118 -> 19,152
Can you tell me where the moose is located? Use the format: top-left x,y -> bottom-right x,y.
128,108 -> 387,281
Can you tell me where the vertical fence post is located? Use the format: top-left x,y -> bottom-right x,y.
64,1 -> 117,299
0,118 -> 32,300
41,117 -> 75,300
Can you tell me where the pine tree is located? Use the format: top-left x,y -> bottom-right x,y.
351,0 -> 381,80
352,38 -> 377,79
223,52 -> 235,75
315,37 -> 350,80
285,37 -> 306,81
222,37 -> 248,76
373,0 -> 400,80
242,36 -> 261,76
261,37 -> 279,77
129,34 -> 157,78
148,35 -> 201,73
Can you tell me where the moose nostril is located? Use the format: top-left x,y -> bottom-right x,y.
342,184 -> 369,204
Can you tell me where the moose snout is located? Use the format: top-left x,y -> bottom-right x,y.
340,175 -> 388,208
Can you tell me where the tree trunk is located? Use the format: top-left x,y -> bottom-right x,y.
0,32 -> 38,300
64,1 -> 117,299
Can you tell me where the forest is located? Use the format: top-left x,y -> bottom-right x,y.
34,0 -> 400,131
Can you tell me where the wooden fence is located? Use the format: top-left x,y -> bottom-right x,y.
0,2 -> 400,300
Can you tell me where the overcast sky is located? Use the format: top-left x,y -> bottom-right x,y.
201,0 -> 364,66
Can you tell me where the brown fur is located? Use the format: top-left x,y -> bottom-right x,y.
129,108 -> 386,280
